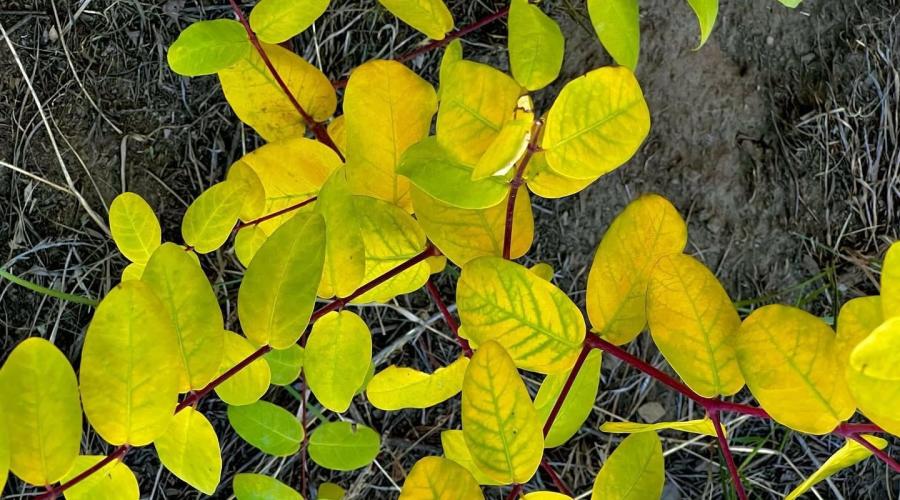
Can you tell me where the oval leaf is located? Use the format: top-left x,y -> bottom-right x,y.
534,350 -> 603,447
250,0 -> 330,43
440,430 -> 503,486
524,151 -> 599,199
228,401 -> 303,456
600,418 -> 717,437
233,473 -> 302,500
264,345 -> 305,386
308,421 -> 381,471
587,0 -> 640,70
686,0 -> 718,48
214,331 -> 272,406
377,0 -> 454,40
882,241 -> 900,319
305,311 -> 372,412
591,432 -> 664,500
154,407 -> 222,495
399,456 -> 484,499
785,435 -> 888,500
109,192 -> 161,263
167,19 -> 250,76
849,317 -> 900,380
367,356 -> 469,410
508,0 -> 564,90
315,167 -> 365,298
835,296 -> 882,365
61,455 -> 139,500
182,180 -> 245,254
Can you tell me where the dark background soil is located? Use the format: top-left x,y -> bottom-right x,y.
1,0 -> 899,498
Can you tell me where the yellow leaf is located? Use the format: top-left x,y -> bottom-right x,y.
219,43 -> 336,142
109,192 -> 161,263
264,344 -> 305,386
367,356 -> 469,410
81,281 -> 180,446
591,432 -> 664,500
835,296 -> 882,365
235,138 -> 341,234
351,196 -> 430,303
524,151 -> 598,199
534,350 -> 602,447
306,311 -> 372,412
0,411 -> 7,493
437,61 -> 523,165
377,0 -> 454,40
315,168 -> 365,298
438,39 -> 463,99
458,257 -> 585,374
586,194 -> 687,345
61,455 -> 139,500
735,305 -> 855,434
344,60 -> 437,211
508,0 -> 565,91
529,262 -> 555,282
587,0 -> 640,70
327,115 -> 346,156
238,213 -> 326,349
0,338 -> 81,485
227,161 -> 266,222
523,493 -> 572,500
182,180 -> 245,254
882,242 -> 900,319
542,66 -> 649,179
121,261 -> 145,282
849,317 -> 900,380
646,254 -> 744,397
471,115 -> 533,180
249,0 -> 330,44
215,331 -> 272,406
154,407 -> 221,495
143,243 -> 225,392
317,482 -> 345,500
399,456 -> 484,499
411,186 -> 533,267
845,368 -> 900,437
600,418 -> 717,437
440,430 -> 504,486
785,435 -> 888,500
234,226 -> 268,267
462,341 -> 544,484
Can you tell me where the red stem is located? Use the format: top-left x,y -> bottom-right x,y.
424,279 -> 473,357
227,0 -> 344,160
235,196 -> 317,231
502,122 -> 542,259
176,345 -> 273,411
505,484 -> 523,500
539,458 -> 573,497
39,445 -> 130,499
847,434 -> 900,473
710,410 -> 748,500
542,344 -> 591,437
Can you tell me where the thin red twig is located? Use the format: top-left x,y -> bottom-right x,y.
176,345 -> 273,411
502,121 -> 542,259
847,433 -> 900,473
539,458 -> 573,497
39,445 -> 130,499
505,483 -> 524,500
235,196 -> 317,231
542,344 -> 591,437
424,279 -> 472,357
710,410 -> 748,500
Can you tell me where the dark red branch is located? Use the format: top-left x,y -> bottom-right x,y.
539,458 -> 573,497
847,433 -> 900,473
38,445 -> 130,500
710,410 -> 748,500
424,279 -> 473,357
176,345 -> 273,411
235,196 -> 318,231
542,344 -> 590,437
227,0 -> 344,160
502,121 -> 542,259
505,484 -> 523,500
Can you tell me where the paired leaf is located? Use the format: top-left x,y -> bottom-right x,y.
154,407 -> 222,495
541,66 -> 649,179
167,19 -> 250,76
264,345 -> 305,385
0,338 -> 81,485
215,331 -> 272,406
377,0 -> 454,40
182,180 -> 245,253
399,456 -> 484,499
219,43 -> 336,142
736,305 -> 855,434
367,356 -> 469,410
587,0 -> 640,70
534,350 -> 603,447
305,311 -> 372,412
586,194 -> 687,345
846,319 -> 900,435
508,0 -> 564,90
835,296 -> 882,365
238,213 -> 326,349
234,226 -> 268,267
600,418 -> 717,437
81,281 -> 180,446
440,430 -> 504,485
250,0 -> 330,43
462,341 -> 544,484
344,60 -> 438,211
233,473 -> 302,500
318,482 -> 346,500
227,161 -> 266,222
646,254 -> 744,397
316,168 -> 365,298
308,421 -> 381,471
60,456 -> 139,500
849,317 -> 900,380
471,114 -> 533,180
591,432 -> 664,500
785,435 -> 888,500
228,401 -> 303,456
523,493 -> 572,500
686,0 -> 718,48
882,242 -> 900,319
109,192 -> 161,263
524,152 -> 599,199
457,257 -> 585,374
143,243 -> 225,392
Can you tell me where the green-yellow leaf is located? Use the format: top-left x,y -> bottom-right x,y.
377,0 -> 454,40
81,281 -> 180,446
849,317 -> 900,380
785,435 -> 888,500
541,66 -> 649,179
238,213 -> 326,349
437,61 -> 523,165
411,186 -> 533,266
167,19 -> 250,76
399,456 -> 484,499
121,261 -> 145,281
835,296 -> 882,365
234,226 -> 268,267
779,0 -> 802,6
586,194 -> 687,345
524,151 -> 599,199
846,365 -> 900,436
227,161 -> 266,222
182,180 -> 245,254
306,311 -> 372,412
109,192 -> 161,263
438,39 -> 463,98
308,421 -> 380,471
315,167 -> 365,298
219,43 -> 336,142
215,331 -> 272,406
686,0 -> 718,48
600,418 -> 717,437
462,341 -> 544,484
154,407 -> 221,495
530,262 -> 555,282
344,60 -> 437,211
367,356 -> 469,410
646,254 -> 744,397
882,241 -> 900,319
264,345 -> 305,386
735,305 -> 855,434
440,430 -> 504,486
250,0 -> 330,43
587,0 -> 640,70
458,257 -> 585,374
534,350 -> 602,447
523,493 -> 572,500
508,0 -> 564,91
317,482 -> 345,500
143,243 -> 224,392
0,338 -> 80,486
471,114 -> 533,180
327,116 -> 346,156
228,401 -> 303,456
61,455 -> 139,500
398,137 -> 509,210
233,473 -> 302,500
591,432 -> 664,500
